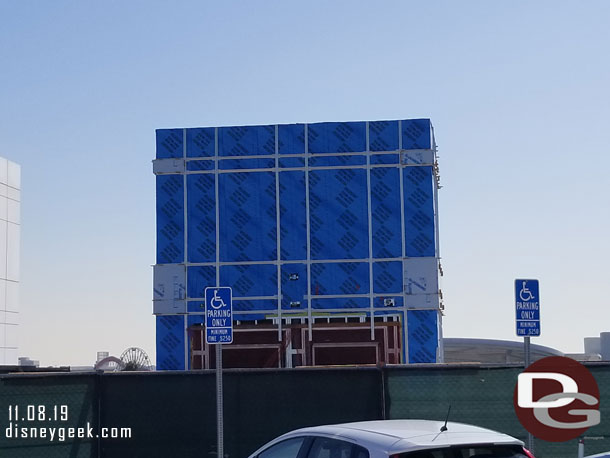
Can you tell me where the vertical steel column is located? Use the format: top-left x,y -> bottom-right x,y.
214,127 -> 224,458
215,127 -> 220,287
437,311 -> 445,363
304,124 -> 312,340
365,122 -> 375,340
398,120 -> 409,363
183,128 -> 189,369
432,132 -> 444,363
275,125 -> 282,342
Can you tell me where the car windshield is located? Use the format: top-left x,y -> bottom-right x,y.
399,445 -> 528,458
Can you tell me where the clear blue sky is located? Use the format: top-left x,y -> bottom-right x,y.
1,1 -> 609,366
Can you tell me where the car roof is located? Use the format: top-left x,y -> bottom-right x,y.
280,420 -> 523,454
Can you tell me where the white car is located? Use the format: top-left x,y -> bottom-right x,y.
248,420 -> 536,458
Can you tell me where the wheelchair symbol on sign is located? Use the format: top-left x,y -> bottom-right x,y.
210,289 -> 226,309
519,281 -> 535,302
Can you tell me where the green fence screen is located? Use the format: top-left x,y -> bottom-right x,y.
0,364 -> 608,458
386,364 -> 610,458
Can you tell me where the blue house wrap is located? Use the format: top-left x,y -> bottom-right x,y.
153,119 -> 442,370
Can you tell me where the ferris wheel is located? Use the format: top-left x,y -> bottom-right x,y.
118,347 -> 153,371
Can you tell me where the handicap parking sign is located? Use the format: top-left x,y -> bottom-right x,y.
205,287 -> 233,344
515,279 -> 540,337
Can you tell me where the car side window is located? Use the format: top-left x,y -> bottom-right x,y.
403,451 -> 443,458
258,437 -> 307,458
452,446 -> 528,458
307,437 -> 369,458
400,446 -> 527,458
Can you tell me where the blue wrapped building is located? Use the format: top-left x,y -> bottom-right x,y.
153,119 -> 443,370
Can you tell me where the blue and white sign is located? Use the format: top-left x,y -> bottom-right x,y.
515,279 -> 540,337
205,287 -> 233,344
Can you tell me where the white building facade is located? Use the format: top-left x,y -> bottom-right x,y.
0,158 -> 20,365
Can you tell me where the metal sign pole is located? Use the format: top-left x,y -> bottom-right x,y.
205,286 -> 232,458
216,343 -> 223,458
524,336 -> 534,454
515,278 -> 539,454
